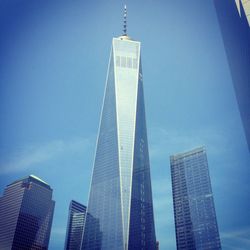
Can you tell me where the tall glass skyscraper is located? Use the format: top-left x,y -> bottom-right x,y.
170,147 -> 221,250
65,200 -> 86,250
214,0 -> 250,152
82,8 -> 156,250
0,175 -> 55,250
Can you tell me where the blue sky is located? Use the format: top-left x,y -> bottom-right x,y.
0,0 -> 250,249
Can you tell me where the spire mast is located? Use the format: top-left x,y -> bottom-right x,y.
123,5 -> 127,36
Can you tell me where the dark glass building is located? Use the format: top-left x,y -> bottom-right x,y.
0,175 -> 55,250
64,200 -> 86,250
82,7 -> 156,250
213,0 -> 250,152
170,147 -> 221,250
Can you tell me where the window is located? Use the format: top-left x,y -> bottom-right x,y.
121,56 -> 126,67
116,56 -> 120,67
127,57 -> 132,68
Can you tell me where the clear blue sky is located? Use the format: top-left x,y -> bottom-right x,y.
0,0 -> 249,249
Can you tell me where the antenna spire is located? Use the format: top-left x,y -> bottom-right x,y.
123,5 -> 127,36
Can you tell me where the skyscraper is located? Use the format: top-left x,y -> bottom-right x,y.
65,200 -> 86,250
214,0 -> 250,152
170,147 -> 221,250
82,6 -> 156,250
0,175 -> 55,250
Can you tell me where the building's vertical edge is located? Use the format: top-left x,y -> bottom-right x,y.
113,38 -> 142,249
64,202 -> 72,250
126,41 -> 141,250
46,199 -> 55,249
169,155 -> 179,249
113,38 -> 125,250
201,149 -> 222,249
128,56 -> 157,249
140,58 -> 157,249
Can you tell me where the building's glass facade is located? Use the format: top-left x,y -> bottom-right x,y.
64,200 -> 86,250
214,0 -> 250,152
82,35 -> 156,250
170,147 -> 221,250
0,175 -> 55,250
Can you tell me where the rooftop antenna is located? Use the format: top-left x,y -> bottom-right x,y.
123,5 -> 127,36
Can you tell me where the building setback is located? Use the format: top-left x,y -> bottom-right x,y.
64,200 -> 86,250
0,175 -> 55,250
170,147 -> 221,250
81,6 -> 156,250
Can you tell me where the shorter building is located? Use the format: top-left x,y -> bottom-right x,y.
170,147 -> 221,250
0,175 -> 55,250
64,200 -> 86,250
156,240 -> 159,250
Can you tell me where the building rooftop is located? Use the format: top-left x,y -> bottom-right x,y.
170,146 -> 206,160
29,174 -> 49,185
8,174 -> 52,189
118,35 -> 132,40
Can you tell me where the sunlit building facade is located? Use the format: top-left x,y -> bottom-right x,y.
81,16 -> 156,250
170,147 -> 221,250
214,0 -> 250,152
0,175 -> 55,250
65,200 -> 86,250
235,0 -> 250,25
